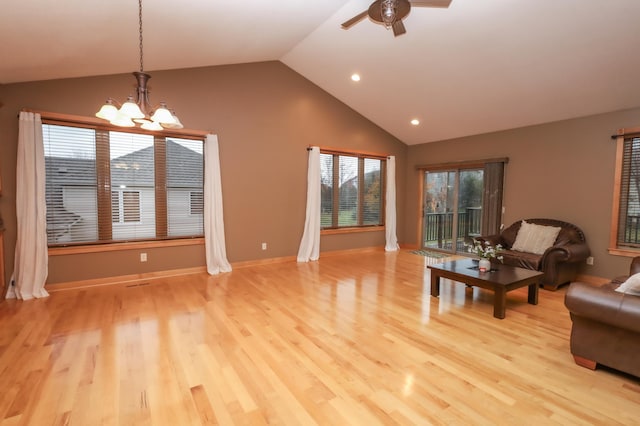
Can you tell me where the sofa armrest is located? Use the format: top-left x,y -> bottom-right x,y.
543,242 -> 590,264
630,256 -> 640,275
565,282 -> 640,334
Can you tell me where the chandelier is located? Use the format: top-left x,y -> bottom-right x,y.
95,0 -> 182,131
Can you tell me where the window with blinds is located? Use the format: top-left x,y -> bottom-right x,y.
44,125 -> 98,244
43,124 -> 204,246
363,158 -> 382,225
616,136 -> 640,248
110,131 -> 155,240
166,137 -> 204,237
320,150 -> 385,229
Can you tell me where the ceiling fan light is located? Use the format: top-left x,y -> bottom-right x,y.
95,99 -> 119,121
119,96 -> 145,119
381,0 -> 396,26
150,103 -> 176,124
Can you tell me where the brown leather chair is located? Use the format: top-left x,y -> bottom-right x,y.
476,218 -> 590,290
564,257 -> 640,378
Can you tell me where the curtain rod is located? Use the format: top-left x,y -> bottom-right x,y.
415,157 -> 509,171
611,127 -> 640,140
306,145 -> 389,160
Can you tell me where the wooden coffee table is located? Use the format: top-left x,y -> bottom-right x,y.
428,258 -> 543,319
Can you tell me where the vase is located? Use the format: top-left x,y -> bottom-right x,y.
478,258 -> 491,272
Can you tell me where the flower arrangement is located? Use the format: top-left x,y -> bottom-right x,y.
466,239 -> 504,262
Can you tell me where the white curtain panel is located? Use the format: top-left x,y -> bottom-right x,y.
385,155 -> 399,251
204,134 -> 232,275
297,147 -> 321,262
9,112 -> 49,299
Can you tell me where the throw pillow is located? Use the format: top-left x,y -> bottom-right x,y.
511,220 -> 562,255
615,272 -> 640,295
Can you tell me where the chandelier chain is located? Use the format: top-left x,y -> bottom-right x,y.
95,0 -> 183,130
138,0 -> 144,73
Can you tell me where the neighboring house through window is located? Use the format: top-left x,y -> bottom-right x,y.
320,149 -> 386,229
43,124 -> 204,245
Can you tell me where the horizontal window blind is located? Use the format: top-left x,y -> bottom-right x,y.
110,131 -> 156,240
320,153 -> 334,228
338,155 -> 359,227
166,137 -> 204,237
363,158 -> 382,225
44,125 -> 98,244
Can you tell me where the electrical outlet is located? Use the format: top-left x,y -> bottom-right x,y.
261,242 -> 267,250
140,252 -> 147,262
586,256 -> 594,265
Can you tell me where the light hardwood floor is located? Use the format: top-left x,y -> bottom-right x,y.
0,250 -> 638,425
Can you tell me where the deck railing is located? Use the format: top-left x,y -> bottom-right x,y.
424,207 -> 482,250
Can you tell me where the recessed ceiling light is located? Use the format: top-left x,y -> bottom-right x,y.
411,119 -> 420,126
351,73 -> 361,82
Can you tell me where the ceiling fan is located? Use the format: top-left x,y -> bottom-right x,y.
342,0 -> 452,37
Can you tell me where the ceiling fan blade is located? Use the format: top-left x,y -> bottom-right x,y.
392,20 -> 406,37
341,10 -> 369,29
409,0 -> 452,8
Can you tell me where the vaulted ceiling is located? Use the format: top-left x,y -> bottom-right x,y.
2,0 -> 639,145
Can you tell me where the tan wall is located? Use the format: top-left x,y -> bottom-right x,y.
0,61 -> 407,285
405,107 -> 640,279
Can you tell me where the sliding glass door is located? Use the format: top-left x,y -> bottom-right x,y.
422,168 -> 484,253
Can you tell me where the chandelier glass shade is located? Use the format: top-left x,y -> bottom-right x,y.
95,0 -> 183,130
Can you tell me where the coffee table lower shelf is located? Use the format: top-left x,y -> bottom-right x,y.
428,259 -> 543,319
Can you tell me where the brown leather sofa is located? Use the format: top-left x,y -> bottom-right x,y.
564,257 -> 640,378
476,218 -> 590,290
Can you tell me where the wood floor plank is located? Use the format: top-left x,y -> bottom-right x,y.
1,250 -> 639,425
